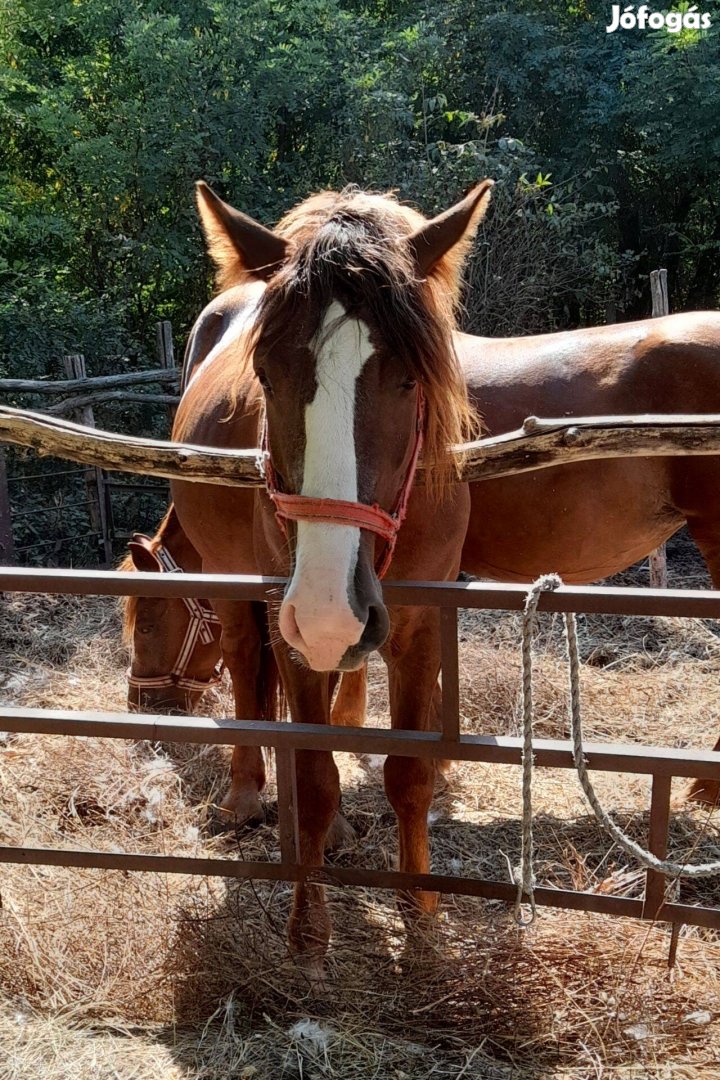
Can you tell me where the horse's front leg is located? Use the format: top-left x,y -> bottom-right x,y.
383,608 -> 442,921
274,648 -> 340,978
213,600 -> 271,827
330,665 -> 367,727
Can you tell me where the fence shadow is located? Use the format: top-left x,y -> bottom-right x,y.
149,796 -> 720,1079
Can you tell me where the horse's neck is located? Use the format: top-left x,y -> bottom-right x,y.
157,520 -> 203,573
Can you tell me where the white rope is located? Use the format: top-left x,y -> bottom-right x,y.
514,573 -> 720,926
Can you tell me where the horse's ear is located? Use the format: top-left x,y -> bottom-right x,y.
409,180 -> 494,276
195,181 -> 289,290
128,538 -> 162,573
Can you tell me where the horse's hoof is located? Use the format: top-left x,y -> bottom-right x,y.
686,779 -> 720,806
324,813 -> 357,853
211,799 -> 265,834
295,953 -> 329,993
397,889 -> 440,927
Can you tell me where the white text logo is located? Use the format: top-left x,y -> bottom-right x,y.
606,5 -> 712,32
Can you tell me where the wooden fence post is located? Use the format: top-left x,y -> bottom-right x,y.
648,270 -> 669,589
156,320 -> 177,429
62,354 -> 113,566
0,449 -> 16,564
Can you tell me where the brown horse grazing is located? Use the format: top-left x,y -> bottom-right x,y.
121,506 -> 284,824
122,507 -> 222,716
171,180 -> 490,972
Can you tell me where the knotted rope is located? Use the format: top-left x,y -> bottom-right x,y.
514,573 -> 720,926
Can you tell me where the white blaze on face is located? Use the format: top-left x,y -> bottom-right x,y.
279,302 -> 374,671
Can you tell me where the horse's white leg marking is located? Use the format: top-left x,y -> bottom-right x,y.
280,301 -> 373,671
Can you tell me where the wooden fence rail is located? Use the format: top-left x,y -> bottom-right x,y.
0,368 -> 179,395
4,407 -> 720,488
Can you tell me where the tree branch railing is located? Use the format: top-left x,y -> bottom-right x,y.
2,404 -> 720,488
0,369 -> 179,395
46,391 -> 181,417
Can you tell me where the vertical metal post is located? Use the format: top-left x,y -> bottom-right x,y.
275,748 -> 300,866
668,921 -> 681,970
644,768 -> 685,968
62,355 -> 113,566
440,606 -> 460,740
648,270 -> 669,588
0,449 -> 16,564
642,772 -> 672,920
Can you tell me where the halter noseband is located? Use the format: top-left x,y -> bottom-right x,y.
127,545 -> 224,695
258,388 -> 425,579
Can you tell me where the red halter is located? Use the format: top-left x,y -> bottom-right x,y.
259,389 -> 425,579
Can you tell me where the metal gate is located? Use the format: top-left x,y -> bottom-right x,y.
1,565 -> 719,937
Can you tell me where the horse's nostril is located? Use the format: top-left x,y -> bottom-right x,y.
359,603 -> 389,652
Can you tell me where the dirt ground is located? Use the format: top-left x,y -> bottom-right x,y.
1,529 -> 719,1079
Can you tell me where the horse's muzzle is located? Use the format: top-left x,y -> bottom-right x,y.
279,596 -> 389,672
127,687 -> 197,716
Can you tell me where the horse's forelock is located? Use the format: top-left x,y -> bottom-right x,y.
251,189 -> 478,496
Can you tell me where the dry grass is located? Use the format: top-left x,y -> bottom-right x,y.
1,529 -> 720,1078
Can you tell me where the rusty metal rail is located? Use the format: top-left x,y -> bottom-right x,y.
1,567 -> 719,931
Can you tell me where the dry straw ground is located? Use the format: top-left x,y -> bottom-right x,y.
1,530 -> 719,1079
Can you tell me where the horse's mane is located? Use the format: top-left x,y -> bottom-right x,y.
247,187 -> 479,496
120,505 -> 177,643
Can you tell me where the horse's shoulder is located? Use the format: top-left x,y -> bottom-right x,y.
176,284 -> 265,447
182,282 -> 265,391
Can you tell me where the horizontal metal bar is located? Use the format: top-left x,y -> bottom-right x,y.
15,533 -> 98,552
3,708 -> 720,779
7,468 -> 87,482
0,844 -> 716,928
3,566 -> 720,620
12,499 -> 90,520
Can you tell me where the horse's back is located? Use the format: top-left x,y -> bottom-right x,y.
459,311 -> 720,425
458,313 -> 720,583
171,286 -> 263,574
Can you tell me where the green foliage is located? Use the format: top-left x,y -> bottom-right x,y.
3,0 -> 720,363
2,0 -> 720,558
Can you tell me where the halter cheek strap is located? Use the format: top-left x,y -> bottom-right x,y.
258,389 -> 425,579
127,545 -> 224,694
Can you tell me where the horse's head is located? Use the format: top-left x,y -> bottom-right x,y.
122,510 -> 222,714
196,181 -> 492,672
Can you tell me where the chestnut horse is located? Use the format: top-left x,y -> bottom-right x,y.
175,308 -> 720,808
129,300 -> 720,821
121,506 -> 286,823
170,180 -> 489,970
122,507 -> 222,717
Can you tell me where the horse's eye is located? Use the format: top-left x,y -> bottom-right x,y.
401,378 -> 417,392
256,368 -> 273,394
